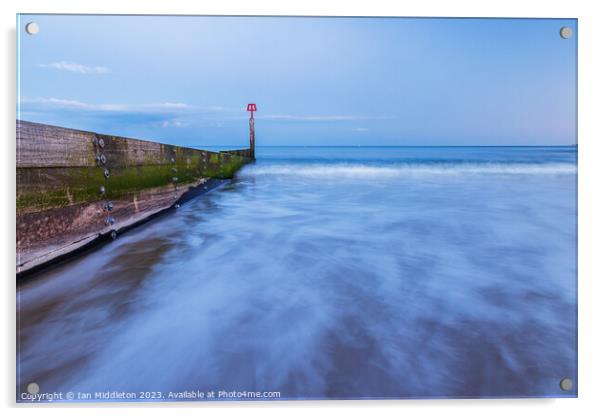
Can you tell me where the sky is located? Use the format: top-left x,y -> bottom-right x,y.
17,15 -> 577,147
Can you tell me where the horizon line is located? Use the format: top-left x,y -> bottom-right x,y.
198,144 -> 578,148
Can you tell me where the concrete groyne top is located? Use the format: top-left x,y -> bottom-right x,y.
16,120 -> 254,276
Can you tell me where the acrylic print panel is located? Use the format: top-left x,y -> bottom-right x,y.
16,15 -> 577,402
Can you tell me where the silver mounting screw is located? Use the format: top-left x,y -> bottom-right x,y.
560,378 -> 573,391
560,26 -> 573,39
25,22 -> 39,35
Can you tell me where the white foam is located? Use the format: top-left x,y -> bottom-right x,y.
242,163 -> 577,178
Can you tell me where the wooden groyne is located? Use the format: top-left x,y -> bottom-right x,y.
16,120 -> 254,276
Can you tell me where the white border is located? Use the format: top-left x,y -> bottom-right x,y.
2,1 -> 601,415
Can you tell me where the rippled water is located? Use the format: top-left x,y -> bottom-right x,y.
17,146 -> 577,400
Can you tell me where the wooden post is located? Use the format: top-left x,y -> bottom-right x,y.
247,103 -> 257,159
250,116 -> 255,159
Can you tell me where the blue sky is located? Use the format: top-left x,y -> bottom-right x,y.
17,15 -> 577,146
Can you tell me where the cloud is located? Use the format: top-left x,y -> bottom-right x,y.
135,102 -> 226,112
17,97 -> 233,133
258,114 -> 393,121
21,97 -> 127,111
20,97 -> 233,117
353,127 -> 370,132
38,61 -> 111,74
144,102 -> 192,110
161,119 -> 189,128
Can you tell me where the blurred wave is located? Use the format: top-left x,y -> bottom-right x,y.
17,146 -> 577,400
244,162 -> 576,178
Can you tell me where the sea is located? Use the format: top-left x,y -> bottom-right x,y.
17,146 -> 577,400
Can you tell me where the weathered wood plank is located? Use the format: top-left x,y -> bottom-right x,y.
16,179 -> 211,274
16,120 -> 253,276
17,120 -> 249,168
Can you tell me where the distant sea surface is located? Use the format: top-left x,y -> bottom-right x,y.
18,146 -> 577,400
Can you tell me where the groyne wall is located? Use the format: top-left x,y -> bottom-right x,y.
16,120 -> 254,276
